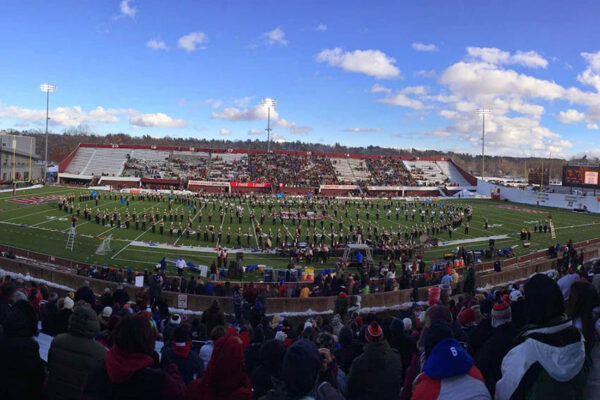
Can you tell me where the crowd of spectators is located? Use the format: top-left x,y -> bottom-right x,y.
247,153 -> 338,187
366,158 -> 417,187
1,252 -> 600,399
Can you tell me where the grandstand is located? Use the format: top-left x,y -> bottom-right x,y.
57,143 -> 477,194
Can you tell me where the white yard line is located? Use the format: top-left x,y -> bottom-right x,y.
111,204 -> 183,259
245,202 -> 260,248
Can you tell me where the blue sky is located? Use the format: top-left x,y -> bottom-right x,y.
1,0 -> 600,158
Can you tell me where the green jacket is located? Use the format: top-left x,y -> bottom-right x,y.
47,304 -> 106,400
346,340 -> 403,400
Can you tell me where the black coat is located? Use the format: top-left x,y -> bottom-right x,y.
0,335 -> 46,400
474,322 -> 518,397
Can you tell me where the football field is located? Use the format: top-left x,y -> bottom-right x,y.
0,185 -> 599,279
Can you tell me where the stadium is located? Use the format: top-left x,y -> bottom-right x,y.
2,2 -> 600,400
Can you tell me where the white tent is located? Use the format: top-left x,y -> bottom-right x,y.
452,189 -> 476,198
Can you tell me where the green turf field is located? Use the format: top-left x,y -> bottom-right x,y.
0,185 -> 598,280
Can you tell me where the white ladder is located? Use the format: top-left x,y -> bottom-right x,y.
549,220 -> 556,240
66,227 -> 76,251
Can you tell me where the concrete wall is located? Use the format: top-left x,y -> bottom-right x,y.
477,179 -> 600,213
2,239 -> 600,315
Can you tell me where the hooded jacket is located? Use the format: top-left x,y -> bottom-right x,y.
346,340 -> 403,400
186,333 -> 253,400
161,340 -> 204,384
84,345 -> 186,400
48,304 -> 107,400
495,319 -> 586,400
412,337 -> 491,400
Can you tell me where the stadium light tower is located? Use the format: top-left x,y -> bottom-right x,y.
262,98 -> 276,153
40,83 -> 57,181
477,108 -> 491,180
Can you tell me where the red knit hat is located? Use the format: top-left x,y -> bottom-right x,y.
491,301 -> 512,328
339,292 -> 347,298
365,321 -> 383,342
458,308 -> 476,326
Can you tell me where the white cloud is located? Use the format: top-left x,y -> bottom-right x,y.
588,123 -> 599,130
370,83 -> 391,93
316,48 -> 401,79
377,93 -> 425,109
344,127 -> 382,133
466,47 -> 548,69
219,128 -> 232,136
401,86 -> 428,95
578,51 -> 600,91
415,69 -> 436,78
128,111 -> 186,128
248,128 -> 263,135
412,42 -> 437,52
0,104 -> 186,129
275,119 -> 312,134
119,0 -> 137,18
234,96 -> 254,108
203,99 -> 223,109
177,32 -> 208,52
272,132 -> 287,143
262,27 -> 288,46
316,23 -> 328,31
0,105 -> 120,126
146,39 -> 167,51
559,109 -> 585,123
213,105 -> 278,121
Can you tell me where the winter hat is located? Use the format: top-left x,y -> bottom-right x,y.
479,299 -> 493,316
458,308 -> 476,326
102,306 -> 113,318
49,292 -> 59,302
510,290 -> 523,303
170,314 -> 181,325
63,296 -> 74,310
282,339 -> 321,398
275,331 -> 287,342
424,320 -> 454,358
525,273 -> 565,325
403,317 -> 413,332
389,317 -> 404,338
69,303 -> 101,338
491,301 -> 512,328
425,305 -> 452,328
365,321 -> 384,342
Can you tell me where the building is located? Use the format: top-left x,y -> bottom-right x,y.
0,134 -> 43,183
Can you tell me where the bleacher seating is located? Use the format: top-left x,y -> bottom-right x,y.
64,147 -> 129,176
60,144 -> 478,193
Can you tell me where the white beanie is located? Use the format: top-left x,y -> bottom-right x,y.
275,331 -> 287,342
402,317 -> 412,332
63,297 -> 74,310
102,306 -> 113,318
170,314 -> 181,325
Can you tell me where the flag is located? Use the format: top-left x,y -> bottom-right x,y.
91,191 -> 98,198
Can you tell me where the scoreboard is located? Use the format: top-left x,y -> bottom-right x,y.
562,165 -> 600,187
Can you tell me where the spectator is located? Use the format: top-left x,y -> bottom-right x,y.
0,282 -> 16,325
112,284 -> 129,307
75,280 -> 96,306
85,314 -> 186,399
347,321 -> 403,399
186,333 -> 253,400
262,339 -> 326,400
53,296 -> 75,335
566,280 -> 600,398
495,274 -> 586,400
334,325 -> 363,375
0,300 -> 45,400
474,301 -> 518,397
161,324 -> 204,384
202,300 -> 226,336
200,325 -> 228,370
412,321 -> 491,399
250,339 -> 286,399
41,291 -> 60,334
47,302 -> 107,399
